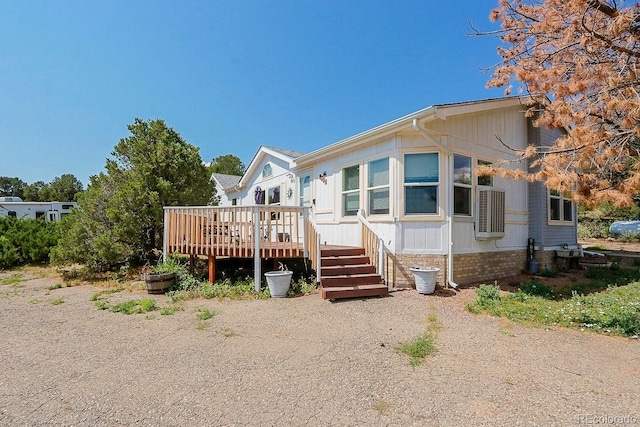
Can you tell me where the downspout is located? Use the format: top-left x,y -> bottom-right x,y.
412,119 -> 460,290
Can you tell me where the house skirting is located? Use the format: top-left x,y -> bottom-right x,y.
388,250 -> 527,288
533,250 -> 558,272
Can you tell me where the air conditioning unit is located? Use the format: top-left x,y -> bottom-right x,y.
476,188 -> 505,240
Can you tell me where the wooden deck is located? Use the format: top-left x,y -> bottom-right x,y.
167,242 -> 305,259
162,206 -> 388,300
163,206 -> 318,286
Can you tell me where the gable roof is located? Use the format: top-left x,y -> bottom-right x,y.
238,145 -> 304,189
211,173 -> 241,191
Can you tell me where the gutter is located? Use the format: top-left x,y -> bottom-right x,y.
412,118 -> 460,291
295,107 -> 438,166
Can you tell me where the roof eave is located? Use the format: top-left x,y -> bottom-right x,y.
295,106 -> 438,166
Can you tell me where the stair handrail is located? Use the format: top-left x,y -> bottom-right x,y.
357,210 -> 386,280
305,216 -> 321,283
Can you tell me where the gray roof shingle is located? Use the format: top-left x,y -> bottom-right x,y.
263,145 -> 305,159
211,173 -> 241,190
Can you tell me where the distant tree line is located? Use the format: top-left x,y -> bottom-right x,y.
0,174 -> 83,202
2,117 -> 245,271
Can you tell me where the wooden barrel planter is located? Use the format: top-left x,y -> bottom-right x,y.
143,272 -> 177,294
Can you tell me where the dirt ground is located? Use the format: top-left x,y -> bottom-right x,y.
0,265 -> 638,426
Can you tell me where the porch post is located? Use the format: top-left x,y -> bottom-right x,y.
302,207 -> 309,258
254,206 -> 261,292
378,239 -> 384,277
162,208 -> 168,262
208,255 -> 215,283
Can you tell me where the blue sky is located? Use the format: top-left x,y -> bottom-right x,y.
1,1 -> 505,187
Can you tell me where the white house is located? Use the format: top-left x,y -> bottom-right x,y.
217,146 -> 306,207
0,197 -> 78,221
214,96 -> 578,289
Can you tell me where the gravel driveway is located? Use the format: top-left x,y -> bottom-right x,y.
0,272 -> 638,426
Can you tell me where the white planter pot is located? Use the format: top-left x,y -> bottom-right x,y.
409,267 -> 440,295
265,271 -> 293,298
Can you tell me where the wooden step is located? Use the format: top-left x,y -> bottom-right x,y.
321,255 -> 371,267
320,247 -> 365,257
321,273 -> 383,287
321,284 -> 388,300
321,264 -> 376,276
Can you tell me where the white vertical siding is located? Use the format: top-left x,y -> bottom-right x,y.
236,155 -> 296,206
399,222 -> 446,254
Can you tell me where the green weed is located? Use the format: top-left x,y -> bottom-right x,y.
160,305 -> 180,315
89,288 -> 123,301
1,274 -> 24,286
196,307 -> 215,321
170,277 -> 270,302
519,279 -> 555,299
287,278 -> 318,297
110,299 -> 157,315
94,300 -> 109,310
467,281 -> 640,337
51,298 -> 64,305
395,332 -> 437,366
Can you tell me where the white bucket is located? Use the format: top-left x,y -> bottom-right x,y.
264,270 -> 293,298
409,267 -> 440,295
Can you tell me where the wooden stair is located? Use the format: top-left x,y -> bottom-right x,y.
320,246 -> 388,300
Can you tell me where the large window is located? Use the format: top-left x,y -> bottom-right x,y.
342,165 -> 360,216
453,154 -> 472,216
549,190 -> 573,223
404,153 -> 439,215
368,157 -> 389,215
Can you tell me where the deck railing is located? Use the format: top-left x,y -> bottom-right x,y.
305,217 -> 321,282
163,205 -> 310,259
358,210 -> 393,287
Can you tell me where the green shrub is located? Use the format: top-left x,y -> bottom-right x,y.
539,269 -> 558,278
467,279 -> 640,337
620,230 -> 640,242
604,312 -> 640,336
475,284 -> 501,306
287,278 -> 318,297
577,218 -> 611,239
519,279 -> 555,299
0,217 -> 60,269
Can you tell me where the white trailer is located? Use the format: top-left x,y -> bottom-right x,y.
0,197 -> 78,221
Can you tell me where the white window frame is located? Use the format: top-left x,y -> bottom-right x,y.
403,152 -> 440,217
267,185 -> 281,206
548,190 -> 574,224
342,164 -> 360,217
453,153 -> 473,217
367,157 -> 390,216
298,172 -> 312,208
262,164 -> 272,179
